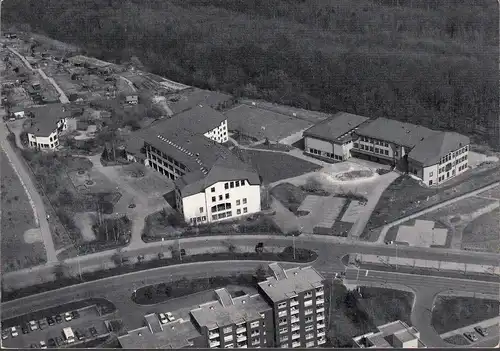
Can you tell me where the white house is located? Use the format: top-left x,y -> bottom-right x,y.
303,112 -> 370,162
26,104 -> 69,150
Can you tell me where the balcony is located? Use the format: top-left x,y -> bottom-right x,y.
237,344 -> 247,348
237,335 -> 247,343
304,300 -> 313,307
210,340 -> 221,348
316,289 -> 324,296
290,300 -> 299,307
305,309 -> 313,315
209,332 -> 220,339
317,323 -> 326,330
224,335 -> 233,342
318,338 -> 326,345
236,327 -> 246,334
291,317 -> 300,324
279,320 -> 287,326
291,324 -> 300,332
317,307 -> 325,313
292,333 -> 300,340
306,333 -> 314,340
290,308 -> 299,315
316,298 -> 325,304
317,331 -> 326,338
292,341 -> 301,348
317,314 -> 325,321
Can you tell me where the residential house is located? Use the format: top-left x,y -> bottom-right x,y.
126,95 -> 139,105
26,104 -> 69,150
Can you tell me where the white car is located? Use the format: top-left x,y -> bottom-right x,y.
29,321 -> 38,331
159,313 -> 168,324
10,327 -> 18,337
40,341 -> 47,349
1,329 -> 9,340
64,312 -> 72,322
166,312 -> 175,322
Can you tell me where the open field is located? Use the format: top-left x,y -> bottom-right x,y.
1,149 -> 46,273
235,149 -> 321,184
431,296 -> 500,334
225,104 -> 312,142
462,207 -> 500,252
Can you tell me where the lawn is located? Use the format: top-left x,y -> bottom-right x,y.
224,104 -> 312,142
326,283 -> 414,347
462,207 -> 500,252
443,334 -> 470,346
431,295 -> 500,334
1,149 -> 46,273
364,166 -> 500,239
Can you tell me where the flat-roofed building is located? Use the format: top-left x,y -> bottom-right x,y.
353,320 -> 426,348
189,288 -> 274,349
258,263 -> 326,348
303,112 -> 370,162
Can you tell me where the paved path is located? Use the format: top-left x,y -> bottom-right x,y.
376,181 -> 500,244
0,119 -> 58,264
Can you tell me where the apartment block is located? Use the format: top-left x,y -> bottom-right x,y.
353,320 -> 426,348
258,263 -> 326,348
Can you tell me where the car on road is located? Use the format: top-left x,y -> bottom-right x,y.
46,317 -> 55,326
47,338 -> 56,347
71,310 -> 80,319
464,332 -> 478,342
2,329 -> 9,340
11,326 -> 19,337
38,319 -> 47,330
474,326 -> 488,337
29,320 -> 38,331
22,324 -> 30,334
89,326 -> 98,337
64,312 -> 72,322
39,341 -> 47,349
55,315 -> 63,324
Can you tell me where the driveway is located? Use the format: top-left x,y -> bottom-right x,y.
0,116 -> 58,264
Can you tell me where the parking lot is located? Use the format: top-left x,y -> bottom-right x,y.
2,304 -> 111,349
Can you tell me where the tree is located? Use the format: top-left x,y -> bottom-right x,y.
254,265 -> 268,282
111,250 -> 124,266
53,263 -> 70,280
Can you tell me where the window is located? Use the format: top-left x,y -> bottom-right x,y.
394,151 -> 399,157
219,195 -> 223,201
251,321 -> 260,328
212,215 -> 217,220
211,206 -> 217,212
375,148 -> 379,153
225,193 -> 230,199
369,146 -> 374,152
384,150 -> 389,155
199,207 -> 204,213
225,183 -> 229,189
429,172 -> 433,177
353,143 -> 359,148
305,325 -> 314,332
243,207 -> 248,213
235,180 -> 240,187
202,216 -> 206,221
224,327 -> 232,334
230,181 -> 234,188
429,180 -> 433,185
236,200 -> 240,206
226,211 -> 232,217
212,197 -> 216,202
243,198 -> 247,204
211,187 -> 215,192
278,302 -> 287,309
237,209 -> 241,215
279,327 -> 287,333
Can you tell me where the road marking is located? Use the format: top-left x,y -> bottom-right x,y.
365,270 -> 369,276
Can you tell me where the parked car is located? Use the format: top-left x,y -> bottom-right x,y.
47,338 -> 56,347
166,312 -> 175,322
159,313 -> 168,324
464,332 -> 478,342
55,336 -> 64,346
21,325 -> 30,334
30,343 -> 38,348
39,341 -> 47,349
11,326 -> 19,337
75,330 -> 85,341
71,310 -> 80,319
2,329 -> 9,340
29,320 -> 38,331
55,315 -> 63,324
46,317 -> 55,326
474,326 -> 488,337
38,319 -> 47,330
89,326 -> 98,337
64,312 -> 72,322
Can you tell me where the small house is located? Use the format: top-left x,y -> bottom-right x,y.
125,95 -> 139,105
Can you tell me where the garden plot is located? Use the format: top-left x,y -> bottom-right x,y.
225,104 -> 312,141
396,220 -> 448,247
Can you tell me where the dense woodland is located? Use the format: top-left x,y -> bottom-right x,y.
3,0 -> 499,147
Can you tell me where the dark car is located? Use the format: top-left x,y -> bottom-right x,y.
55,315 -> 63,324
255,242 -> 264,253
55,336 -> 63,346
180,248 -> 186,257
89,327 -> 98,337
46,317 -> 55,326
71,310 -> 80,319
21,325 -> 30,334
48,338 -> 56,347
75,330 -> 85,341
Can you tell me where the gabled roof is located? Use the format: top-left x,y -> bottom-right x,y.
26,103 -> 69,137
408,131 -> 470,166
303,112 -> 370,143
161,105 -> 226,135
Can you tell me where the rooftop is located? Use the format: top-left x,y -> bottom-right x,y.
167,88 -> 233,115
158,104 -> 227,135
26,103 -> 70,136
258,264 -> 324,302
353,320 -> 425,348
118,318 -> 200,349
190,289 -> 270,330
408,131 -> 470,166
303,112 -> 370,143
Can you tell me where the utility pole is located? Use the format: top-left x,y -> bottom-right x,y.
293,233 -> 296,260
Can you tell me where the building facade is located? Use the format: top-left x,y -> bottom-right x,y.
258,263 -> 327,348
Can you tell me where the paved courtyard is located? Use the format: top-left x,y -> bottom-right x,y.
297,195 -> 346,231
396,220 -> 447,247
341,200 -> 366,223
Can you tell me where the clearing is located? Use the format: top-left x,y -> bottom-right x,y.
431,295 -> 500,334
1,149 -> 46,273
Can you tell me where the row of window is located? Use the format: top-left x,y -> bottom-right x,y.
308,148 -> 343,160
211,180 -> 246,192
439,146 -> 468,164
31,140 -> 59,149
148,146 -> 187,171
151,161 -> 178,180
358,137 -> 389,147
190,216 -> 207,223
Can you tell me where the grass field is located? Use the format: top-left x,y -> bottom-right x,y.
431,295 -> 500,334
443,334 -> 470,346
235,149 -> 321,184
1,149 -> 46,273
462,207 -> 500,252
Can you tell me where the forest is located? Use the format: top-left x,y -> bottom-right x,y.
3,0 -> 499,147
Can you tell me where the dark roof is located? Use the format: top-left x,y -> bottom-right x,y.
408,131 -> 470,166
26,104 -> 69,137
303,112 -> 370,143
168,89 -> 233,115
355,117 -> 437,148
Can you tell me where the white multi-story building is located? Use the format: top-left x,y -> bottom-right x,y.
25,104 -> 69,150
125,105 -> 260,225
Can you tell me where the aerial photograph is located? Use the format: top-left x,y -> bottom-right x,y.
0,0 -> 499,349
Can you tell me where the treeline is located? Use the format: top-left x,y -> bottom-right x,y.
3,0 -> 499,146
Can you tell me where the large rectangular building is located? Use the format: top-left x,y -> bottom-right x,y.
353,320 -> 426,348
125,105 -> 261,225
258,263 -> 326,348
